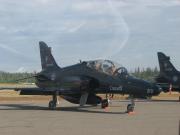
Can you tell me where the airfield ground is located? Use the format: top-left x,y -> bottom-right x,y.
0,100 -> 179,135
0,84 -> 179,135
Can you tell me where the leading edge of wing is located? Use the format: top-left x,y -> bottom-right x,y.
0,87 -> 82,95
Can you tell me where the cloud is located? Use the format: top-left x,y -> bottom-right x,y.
0,43 -> 23,56
16,67 -> 26,73
132,0 -> 180,6
0,0 -> 180,71
67,22 -> 86,33
35,0 -> 50,4
72,0 -> 180,13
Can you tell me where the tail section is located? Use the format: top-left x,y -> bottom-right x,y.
157,52 -> 177,73
39,41 -> 60,70
157,52 -> 180,92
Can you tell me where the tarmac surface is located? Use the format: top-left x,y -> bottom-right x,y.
0,100 -> 179,135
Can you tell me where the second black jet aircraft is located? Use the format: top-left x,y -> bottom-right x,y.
0,42 -> 162,113
156,52 -> 180,100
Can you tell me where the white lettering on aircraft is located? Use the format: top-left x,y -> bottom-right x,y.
110,86 -> 123,91
147,89 -> 154,94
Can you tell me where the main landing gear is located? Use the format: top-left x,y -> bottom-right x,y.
49,91 -> 59,110
101,94 -> 114,109
101,99 -> 109,109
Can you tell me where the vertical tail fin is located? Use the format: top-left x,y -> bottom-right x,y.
39,41 -> 60,70
157,52 -> 177,73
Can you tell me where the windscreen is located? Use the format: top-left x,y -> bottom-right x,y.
86,60 -> 128,76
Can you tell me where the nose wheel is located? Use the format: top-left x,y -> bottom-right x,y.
48,91 -> 59,110
126,97 -> 135,113
127,104 -> 134,113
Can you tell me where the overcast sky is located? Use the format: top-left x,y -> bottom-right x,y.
0,0 -> 180,72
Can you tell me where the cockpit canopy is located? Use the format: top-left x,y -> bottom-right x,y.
86,60 -> 128,76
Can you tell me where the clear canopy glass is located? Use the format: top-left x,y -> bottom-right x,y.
86,60 -> 128,76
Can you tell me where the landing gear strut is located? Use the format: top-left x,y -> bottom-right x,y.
49,91 -> 59,110
101,94 -> 112,109
127,98 -> 135,113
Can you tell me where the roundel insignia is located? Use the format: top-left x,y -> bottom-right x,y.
51,73 -> 56,81
173,76 -> 178,82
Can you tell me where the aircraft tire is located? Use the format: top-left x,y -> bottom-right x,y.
127,104 -> 134,113
101,99 -> 109,109
49,100 -> 56,110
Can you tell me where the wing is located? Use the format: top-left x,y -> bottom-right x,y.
0,87 -> 52,95
0,86 -> 83,95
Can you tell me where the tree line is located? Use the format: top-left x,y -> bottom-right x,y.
131,67 -> 159,82
0,67 -> 159,83
0,71 -> 35,83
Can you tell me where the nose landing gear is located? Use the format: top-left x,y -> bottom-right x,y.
101,94 -> 114,109
127,98 -> 135,113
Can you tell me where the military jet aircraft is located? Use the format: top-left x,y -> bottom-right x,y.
0,42 -> 162,113
156,52 -> 180,100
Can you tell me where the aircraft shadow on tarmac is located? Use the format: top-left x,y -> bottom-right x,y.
0,104 -> 48,110
0,100 -> 178,114
147,100 -> 180,102
118,99 -> 180,103
0,104 -> 127,115
58,106 -> 127,114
